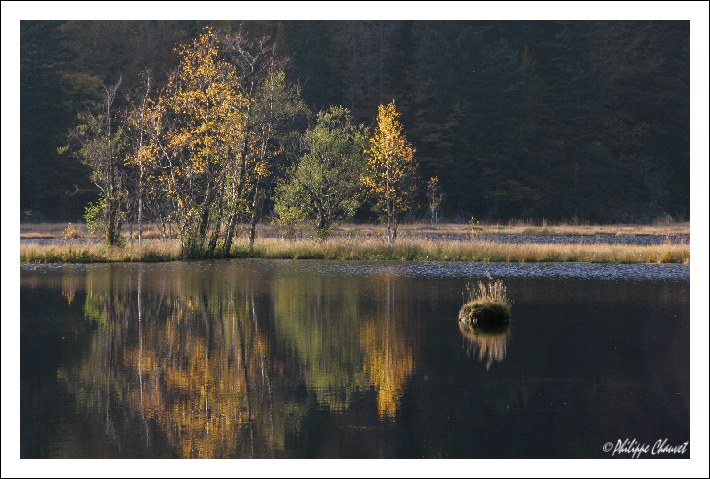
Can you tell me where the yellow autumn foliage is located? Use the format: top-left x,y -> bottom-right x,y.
364,100 -> 418,243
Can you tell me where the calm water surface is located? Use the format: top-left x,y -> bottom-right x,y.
20,260 -> 690,458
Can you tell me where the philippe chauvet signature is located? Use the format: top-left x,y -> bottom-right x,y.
602,438 -> 689,458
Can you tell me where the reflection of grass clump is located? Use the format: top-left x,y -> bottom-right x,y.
459,278 -> 511,326
458,321 -> 510,369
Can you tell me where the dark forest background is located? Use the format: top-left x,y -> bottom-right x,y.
20,20 -> 689,223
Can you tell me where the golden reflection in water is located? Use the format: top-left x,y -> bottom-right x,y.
122,322 -> 257,458
62,286 -> 76,306
272,274 -> 416,419
57,264 -> 422,457
61,266 -> 294,458
459,321 -> 510,370
360,277 -> 416,418
61,274 -> 81,306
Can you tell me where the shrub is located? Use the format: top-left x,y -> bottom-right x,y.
459,277 -> 512,326
62,223 -> 82,240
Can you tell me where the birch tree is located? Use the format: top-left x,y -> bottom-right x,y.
363,100 -> 418,243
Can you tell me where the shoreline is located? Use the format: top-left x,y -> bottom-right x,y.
20,237 -> 690,265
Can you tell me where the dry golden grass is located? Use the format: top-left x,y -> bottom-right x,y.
20,222 -> 91,239
20,222 -> 175,240
392,221 -> 690,237
21,240 -> 182,263
242,238 -> 689,264
21,237 -> 690,264
464,278 -> 512,308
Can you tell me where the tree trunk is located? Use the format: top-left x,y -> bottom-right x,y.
106,196 -> 122,245
207,192 -> 226,257
316,213 -> 330,241
248,195 -> 259,254
248,220 -> 256,254
248,182 -> 261,254
386,199 -> 392,244
137,174 -> 143,245
197,183 -> 213,254
224,216 -> 237,257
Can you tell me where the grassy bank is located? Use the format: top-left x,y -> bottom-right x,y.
20,241 -> 182,263
21,238 -> 690,264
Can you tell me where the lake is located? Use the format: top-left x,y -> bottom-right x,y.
20,260 -> 690,458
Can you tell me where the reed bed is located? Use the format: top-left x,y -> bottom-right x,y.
21,237 -> 690,264
21,241 -> 182,263
464,278 -> 512,308
458,278 -> 513,326
240,238 -> 690,264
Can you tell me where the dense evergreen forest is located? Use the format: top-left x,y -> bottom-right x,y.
21,20 -> 689,223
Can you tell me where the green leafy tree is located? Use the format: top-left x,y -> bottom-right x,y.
243,69 -> 309,251
60,78 -> 127,245
274,106 -> 368,240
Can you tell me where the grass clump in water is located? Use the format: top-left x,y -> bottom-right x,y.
459,277 -> 512,327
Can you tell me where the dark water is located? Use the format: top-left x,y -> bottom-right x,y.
20,260 -> 690,458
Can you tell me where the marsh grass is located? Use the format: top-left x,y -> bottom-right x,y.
20,237 -> 690,264
20,222 -> 90,239
464,278 -> 512,308
458,278 -> 512,326
234,238 -> 689,263
21,241 -> 182,263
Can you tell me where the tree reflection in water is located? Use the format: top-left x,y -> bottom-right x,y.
458,322 -> 510,370
25,263 -> 689,459
56,264 -> 420,458
361,276 -> 415,418
272,274 -> 367,412
272,273 -> 417,419
59,265 -> 295,458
